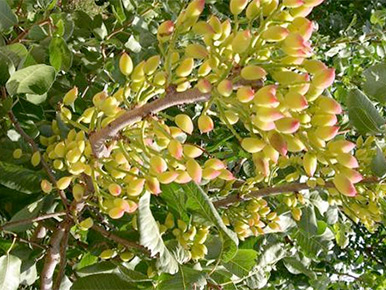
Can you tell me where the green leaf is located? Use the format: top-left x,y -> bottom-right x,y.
138,192 -> 179,274
210,269 -> 237,290
0,97 -> 12,117
0,44 -> 28,68
0,51 -> 15,85
110,0 -> 126,23
49,36 -> 73,71
0,161 -> 46,193
347,89 -> 385,135
371,147 -> 386,177
25,93 -> 47,105
47,0 -> 59,10
76,253 -> 98,270
125,35 -> 141,53
309,192 -> 329,216
283,256 -> 316,279
158,266 -> 206,290
5,197 -> 48,232
6,64 -> 56,96
71,274 -> 137,290
166,240 -> 191,264
0,185 -> 39,216
27,25 -> 48,41
363,63 -> 386,103
118,266 -> 149,283
77,261 -> 118,277
334,222 -> 350,249
298,205 -> 318,236
0,0 -> 18,32
160,184 -> 189,222
180,183 -> 239,261
223,249 -> 257,278
246,241 -> 288,289
19,258 -> 37,286
325,206 -> 339,225
0,255 -> 22,290
292,225 -> 334,259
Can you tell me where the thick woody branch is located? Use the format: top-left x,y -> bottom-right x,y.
41,198 -> 85,290
213,177 -> 379,208
40,218 -> 71,290
89,79 -> 263,159
52,222 -> 71,290
90,88 -> 210,158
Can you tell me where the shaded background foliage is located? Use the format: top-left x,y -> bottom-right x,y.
0,0 -> 385,289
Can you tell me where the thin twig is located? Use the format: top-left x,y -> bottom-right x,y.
207,281 -> 223,290
0,212 -> 66,231
1,87 -> 69,211
213,177 -> 379,208
10,19 -> 51,44
15,0 -> 24,16
91,224 -> 149,254
3,232 -> 47,250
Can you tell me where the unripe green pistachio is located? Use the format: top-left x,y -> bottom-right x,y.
232,30 -> 252,54
262,25 -> 289,42
31,151 -> 41,167
185,44 -> 208,59
186,158 -> 202,184
119,53 -> 133,76
303,152 -> 317,177
157,20 -> 174,42
120,251 -> 134,262
176,58 -> 194,77
230,0 -> 248,15
79,218 -> 93,230
100,249 -> 116,260
246,0 -> 261,19
144,55 -> 160,75
217,79 -> 233,97
241,138 -> 266,153
198,114 -> 214,133
41,179 -> 52,194
241,65 -> 267,81
175,114 -> 194,134
73,184 -> 85,201
57,176 -> 72,190
13,148 -> 22,159
63,87 -> 78,106
183,144 -> 203,158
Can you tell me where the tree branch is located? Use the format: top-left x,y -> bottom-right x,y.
40,197 -> 85,290
89,79 -> 263,159
40,218 -> 71,290
9,18 -> 51,44
52,221 -> 72,290
0,212 -> 66,231
3,232 -> 47,250
91,224 -> 149,254
89,87 -> 211,158
213,177 -> 379,208
1,87 -> 69,210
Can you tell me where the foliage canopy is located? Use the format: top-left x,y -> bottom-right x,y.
0,0 -> 385,290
